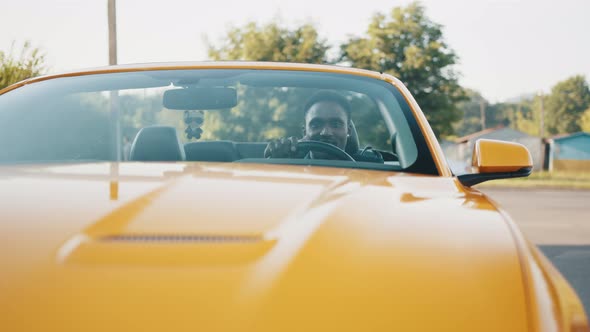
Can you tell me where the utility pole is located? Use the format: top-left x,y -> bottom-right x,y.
108,0 -> 121,162
479,99 -> 486,131
108,0 -> 117,66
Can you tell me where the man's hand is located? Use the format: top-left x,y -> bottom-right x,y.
264,136 -> 299,158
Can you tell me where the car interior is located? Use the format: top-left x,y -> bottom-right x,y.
128,121 -> 364,162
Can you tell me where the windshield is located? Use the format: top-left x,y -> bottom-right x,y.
0,68 -> 437,175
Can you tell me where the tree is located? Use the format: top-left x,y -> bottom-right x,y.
454,89 -> 516,138
486,103 -> 517,128
0,91 -> 111,161
205,22 -> 331,142
454,89 -> 486,137
545,75 -> 590,135
340,2 -> 465,137
0,41 -> 45,90
208,22 -> 330,63
511,97 -> 539,136
580,108 -> 590,132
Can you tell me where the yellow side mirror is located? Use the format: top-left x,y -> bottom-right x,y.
458,139 -> 533,186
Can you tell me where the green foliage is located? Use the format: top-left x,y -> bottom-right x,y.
0,41 -> 45,90
205,22 -> 333,143
581,108 -> 590,132
545,75 -> 590,135
201,87 -> 314,142
206,7 -> 466,143
454,89 -> 485,137
118,93 -> 164,137
340,2 -> 465,137
118,92 -> 194,143
348,95 -> 390,149
485,103 -> 515,129
204,11 -> 590,142
456,91 -> 555,138
208,22 -> 330,63
0,92 -> 110,161
0,87 -> 185,161
456,78 -> 590,138
512,97 -> 541,136
455,89 -> 516,138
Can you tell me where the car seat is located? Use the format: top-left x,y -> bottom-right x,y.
184,141 -> 239,162
345,120 -> 360,155
129,126 -> 186,161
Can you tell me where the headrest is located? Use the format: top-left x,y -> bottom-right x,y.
129,126 -> 186,161
184,141 -> 239,162
345,120 -> 360,155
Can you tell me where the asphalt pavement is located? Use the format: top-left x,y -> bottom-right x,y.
480,187 -> 590,317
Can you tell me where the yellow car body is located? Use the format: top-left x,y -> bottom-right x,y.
0,62 -> 587,331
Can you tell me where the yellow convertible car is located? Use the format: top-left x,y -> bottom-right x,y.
0,62 -> 587,331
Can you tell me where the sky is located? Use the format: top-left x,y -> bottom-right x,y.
1,0 -> 589,102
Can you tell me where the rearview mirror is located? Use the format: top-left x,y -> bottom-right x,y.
457,139 -> 533,187
163,87 -> 237,110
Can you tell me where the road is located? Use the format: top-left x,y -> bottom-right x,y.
481,187 -> 590,317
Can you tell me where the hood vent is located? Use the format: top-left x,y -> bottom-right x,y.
99,234 -> 263,243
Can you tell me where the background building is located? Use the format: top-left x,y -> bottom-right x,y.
551,132 -> 590,171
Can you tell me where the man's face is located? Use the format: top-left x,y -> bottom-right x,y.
303,101 -> 349,150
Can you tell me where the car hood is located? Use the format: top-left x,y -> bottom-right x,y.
0,162 -> 528,331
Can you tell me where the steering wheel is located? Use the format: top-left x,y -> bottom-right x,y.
296,140 -> 356,162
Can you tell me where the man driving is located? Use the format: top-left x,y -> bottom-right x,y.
264,91 -> 383,162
